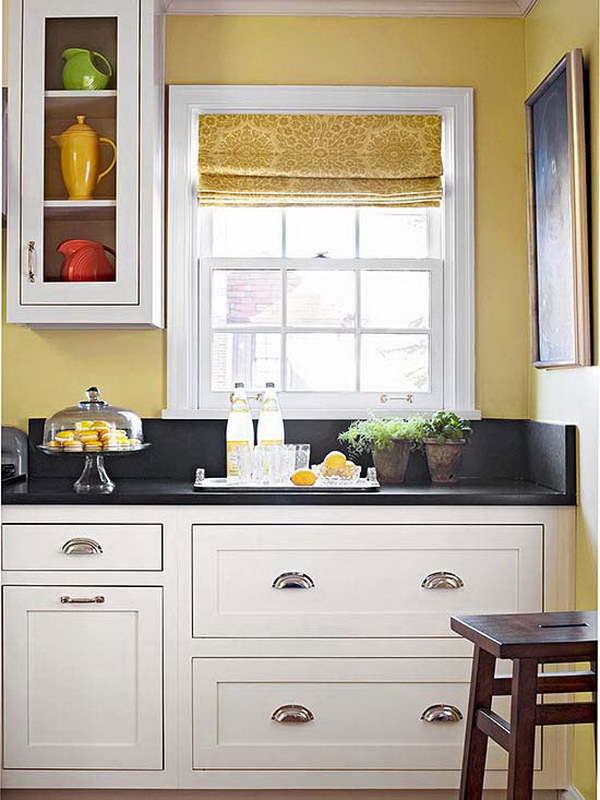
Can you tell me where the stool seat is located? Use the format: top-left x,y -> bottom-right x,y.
452,610 -> 597,800
451,610 -> 597,659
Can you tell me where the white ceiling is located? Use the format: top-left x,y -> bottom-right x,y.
164,0 -> 539,17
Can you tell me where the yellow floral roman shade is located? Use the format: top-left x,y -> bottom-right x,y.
197,114 -> 443,207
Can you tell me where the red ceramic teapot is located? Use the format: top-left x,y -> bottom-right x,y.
57,239 -> 116,282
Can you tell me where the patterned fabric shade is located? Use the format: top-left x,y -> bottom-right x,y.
197,114 -> 443,207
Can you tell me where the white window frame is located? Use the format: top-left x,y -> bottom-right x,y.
164,85 -> 476,419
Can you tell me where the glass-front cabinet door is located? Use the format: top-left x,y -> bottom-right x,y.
20,0 -> 139,306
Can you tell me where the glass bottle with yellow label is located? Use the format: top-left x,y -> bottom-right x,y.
226,383 -> 254,480
257,382 -> 285,446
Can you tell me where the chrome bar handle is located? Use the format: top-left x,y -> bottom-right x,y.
421,571 -> 464,590
380,393 -> 414,404
27,240 -> 36,283
421,704 -> 463,723
271,704 -> 315,724
272,571 -> 315,590
60,595 -> 105,604
61,537 -> 103,555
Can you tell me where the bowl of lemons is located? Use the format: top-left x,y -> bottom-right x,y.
290,450 -> 361,488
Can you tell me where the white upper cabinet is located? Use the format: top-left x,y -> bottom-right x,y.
6,0 -> 164,327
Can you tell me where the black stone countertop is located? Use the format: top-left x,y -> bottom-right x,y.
2,477 -> 575,505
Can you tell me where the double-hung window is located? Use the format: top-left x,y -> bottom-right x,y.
166,86 -> 475,419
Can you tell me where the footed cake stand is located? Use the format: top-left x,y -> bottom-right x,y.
38,444 -> 151,494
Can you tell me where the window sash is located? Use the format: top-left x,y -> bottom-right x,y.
199,257 -> 444,410
200,207 -> 441,260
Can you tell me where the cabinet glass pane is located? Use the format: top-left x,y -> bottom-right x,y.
45,18 -> 117,91
287,270 -> 355,327
210,208 -> 283,257
360,333 -> 430,392
212,270 -> 281,326
285,208 -> 356,258
360,271 -> 430,329
212,332 -> 280,390
286,333 -> 355,391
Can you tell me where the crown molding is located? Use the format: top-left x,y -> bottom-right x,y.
164,0 -> 539,17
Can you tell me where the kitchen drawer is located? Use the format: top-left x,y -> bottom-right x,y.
2,524 -> 163,571
192,657 -> 542,771
192,525 -> 542,637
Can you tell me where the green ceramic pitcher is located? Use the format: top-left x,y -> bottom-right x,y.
61,48 -> 113,91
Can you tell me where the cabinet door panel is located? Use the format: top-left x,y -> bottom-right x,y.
20,0 -> 139,305
192,524 -> 543,637
3,585 -> 163,769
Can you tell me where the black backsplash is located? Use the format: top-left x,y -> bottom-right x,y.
26,417 -> 576,492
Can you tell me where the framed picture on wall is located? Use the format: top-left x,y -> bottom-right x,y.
525,48 -> 591,368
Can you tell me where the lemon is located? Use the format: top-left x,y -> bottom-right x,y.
290,468 -> 318,487
323,450 -> 347,472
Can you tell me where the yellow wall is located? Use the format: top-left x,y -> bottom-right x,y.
2,14 -> 530,427
524,1 -> 599,797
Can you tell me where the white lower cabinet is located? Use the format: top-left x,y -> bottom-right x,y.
0,505 -> 575,791
191,657 -> 542,772
3,585 -> 163,770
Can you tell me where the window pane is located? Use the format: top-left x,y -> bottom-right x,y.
360,271 -> 430,329
287,270 -> 355,327
359,208 -> 431,258
211,332 -> 280,391
285,208 -> 356,258
360,334 -> 430,392
212,270 -> 281,326
210,208 -> 283,257
286,334 -> 355,391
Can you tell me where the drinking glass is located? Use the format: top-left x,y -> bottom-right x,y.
292,444 -> 311,470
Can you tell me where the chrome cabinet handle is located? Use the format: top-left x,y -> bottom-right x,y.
421,571 -> 464,589
272,571 -> 315,590
271,704 -> 315,724
27,240 -> 36,283
60,595 -> 105,604
61,537 -> 103,555
421,704 -> 463,723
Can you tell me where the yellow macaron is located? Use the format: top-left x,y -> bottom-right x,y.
55,430 -> 76,441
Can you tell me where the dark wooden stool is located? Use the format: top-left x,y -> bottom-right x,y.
451,610 -> 597,800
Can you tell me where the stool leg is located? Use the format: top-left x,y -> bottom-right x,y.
507,658 -> 538,800
459,646 -> 496,800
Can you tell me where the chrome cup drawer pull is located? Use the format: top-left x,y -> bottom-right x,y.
421,704 -> 463,723
271,704 -> 315,724
272,571 -> 315,590
421,571 -> 464,590
61,537 -> 103,555
60,595 -> 105,604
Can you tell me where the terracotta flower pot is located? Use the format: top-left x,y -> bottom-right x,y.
372,439 -> 411,485
424,439 -> 465,484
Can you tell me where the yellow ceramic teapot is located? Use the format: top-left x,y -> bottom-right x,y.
51,115 -> 116,200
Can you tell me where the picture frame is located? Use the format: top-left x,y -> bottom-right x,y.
525,48 -> 591,368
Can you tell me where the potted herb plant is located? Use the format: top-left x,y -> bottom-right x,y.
423,411 -> 472,484
338,416 -> 426,484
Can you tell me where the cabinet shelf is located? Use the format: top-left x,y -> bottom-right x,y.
45,90 -> 117,118
44,200 -> 116,220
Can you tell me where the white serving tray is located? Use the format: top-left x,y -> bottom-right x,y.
193,477 -> 380,492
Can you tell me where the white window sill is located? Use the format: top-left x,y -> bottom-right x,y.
161,408 -> 483,421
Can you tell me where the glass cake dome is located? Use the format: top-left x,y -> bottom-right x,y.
43,386 -> 144,452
